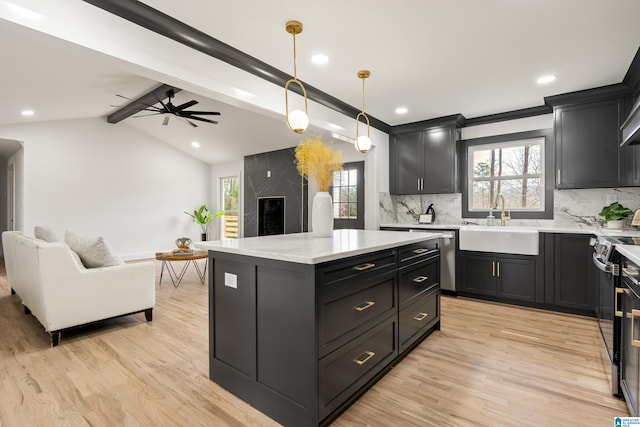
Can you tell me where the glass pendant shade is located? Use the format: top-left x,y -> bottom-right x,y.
287,109 -> 309,134
355,135 -> 372,153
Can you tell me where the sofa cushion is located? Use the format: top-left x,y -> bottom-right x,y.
65,231 -> 124,268
34,226 -> 58,242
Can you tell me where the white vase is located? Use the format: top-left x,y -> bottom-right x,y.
312,191 -> 333,237
607,219 -> 624,229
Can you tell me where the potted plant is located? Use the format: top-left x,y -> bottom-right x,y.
185,205 -> 224,240
598,202 -> 634,229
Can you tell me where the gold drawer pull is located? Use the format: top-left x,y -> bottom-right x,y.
414,312 -> 429,321
413,276 -> 429,283
633,309 -> 640,348
616,287 -> 624,318
354,351 -> 375,366
353,263 -> 375,271
354,301 -> 376,312
413,248 -> 429,254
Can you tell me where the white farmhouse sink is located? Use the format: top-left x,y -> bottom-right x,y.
459,226 -> 539,255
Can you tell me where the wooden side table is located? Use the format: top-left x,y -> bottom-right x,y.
155,250 -> 208,287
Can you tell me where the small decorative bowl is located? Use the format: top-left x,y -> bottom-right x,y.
175,237 -> 192,250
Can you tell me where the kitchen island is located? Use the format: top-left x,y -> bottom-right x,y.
198,229 -> 442,426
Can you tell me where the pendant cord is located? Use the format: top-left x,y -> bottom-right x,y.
292,34 -> 297,79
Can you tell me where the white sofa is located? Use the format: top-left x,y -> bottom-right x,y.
2,231 -> 155,346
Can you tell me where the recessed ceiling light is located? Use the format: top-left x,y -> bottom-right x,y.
395,107 -> 408,114
311,54 -> 328,65
21,109 -> 34,116
537,75 -> 556,84
191,141 -> 200,148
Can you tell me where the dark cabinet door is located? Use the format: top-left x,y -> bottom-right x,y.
555,97 -> 625,189
392,131 -> 422,194
553,234 -> 596,312
422,126 -> 458,193
390,123 -> 459,195
460,253 -> 496,296
621,281 -> 640,416
496,257 -> 537,302
626,144 -> 640,186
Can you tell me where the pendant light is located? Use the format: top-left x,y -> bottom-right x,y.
355,70 -> 372,153
284,20 -> 309,134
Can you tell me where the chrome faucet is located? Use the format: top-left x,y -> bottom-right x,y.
493,193 -> 511,227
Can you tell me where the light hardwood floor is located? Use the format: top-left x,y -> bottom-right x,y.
0,259 -> 629,426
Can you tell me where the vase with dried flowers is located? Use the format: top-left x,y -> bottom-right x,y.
295,137 -> 343,237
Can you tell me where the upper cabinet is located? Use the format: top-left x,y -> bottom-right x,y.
389,116 -> 462,195
547,85 -> 631,189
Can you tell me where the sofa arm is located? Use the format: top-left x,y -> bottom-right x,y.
39,250 -> 156,332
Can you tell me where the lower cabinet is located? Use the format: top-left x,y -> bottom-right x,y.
460,252 -> 540,303
544,233 -> 596,314
458,233 -> 596,316
209,241 -> 441,427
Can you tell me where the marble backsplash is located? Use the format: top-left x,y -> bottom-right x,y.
379,188 -> 640,229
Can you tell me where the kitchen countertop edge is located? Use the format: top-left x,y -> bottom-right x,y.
195,229 -> 442,265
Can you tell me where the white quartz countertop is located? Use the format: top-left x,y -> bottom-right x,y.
615,245 -> 640,265
379,222 -> 640,236
196,229 -> 442,265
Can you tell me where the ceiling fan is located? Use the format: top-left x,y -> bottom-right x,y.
115,89 -> 221,127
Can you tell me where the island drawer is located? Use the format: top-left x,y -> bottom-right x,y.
399,286 -> 440,353
398,242 -> 439,268
317,249 -> 396,289
318,271 -> 396,356
319,316 -> 397,420
399,255 -> 439,305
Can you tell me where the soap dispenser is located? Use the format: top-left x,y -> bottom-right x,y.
487,209 -> 496,226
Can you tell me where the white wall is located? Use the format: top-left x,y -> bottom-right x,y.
0,118 -> 211,259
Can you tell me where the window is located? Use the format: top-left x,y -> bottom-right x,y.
469,138 -> 544,211
462,129 -> 553,219
220,176 -> 239,238
331,161 -> 364,229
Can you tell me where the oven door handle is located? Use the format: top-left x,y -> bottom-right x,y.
592,253 -> 619,275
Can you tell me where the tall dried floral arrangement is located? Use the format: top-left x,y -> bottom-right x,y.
295,137 -> 343,192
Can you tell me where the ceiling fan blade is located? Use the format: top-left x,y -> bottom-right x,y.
180,111 -> 221,116
162,116 -> 170,126
176,116 -> 198,128
174,100 -> 198,111
187,116 -> 219,125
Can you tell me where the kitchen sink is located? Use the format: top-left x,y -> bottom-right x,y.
459,225 -> 539,255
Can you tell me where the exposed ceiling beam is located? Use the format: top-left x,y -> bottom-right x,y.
83,0 -> 391,133
107,84 -> 180,124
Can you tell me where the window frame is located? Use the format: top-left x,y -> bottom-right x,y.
461,129 -> 554,220
219,175 -> 240,239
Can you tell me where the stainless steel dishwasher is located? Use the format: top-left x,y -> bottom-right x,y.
409,229 -> 456,293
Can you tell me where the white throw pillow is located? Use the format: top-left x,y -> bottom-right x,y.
34,225 -> 58,242
64,231 -> 124,268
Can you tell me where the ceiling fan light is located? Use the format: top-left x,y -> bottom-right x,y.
287,109 -> 309,134
355,135 -> 372,154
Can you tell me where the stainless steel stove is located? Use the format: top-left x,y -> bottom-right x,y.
591,234 -> 640,397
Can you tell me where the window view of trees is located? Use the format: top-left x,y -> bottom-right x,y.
469,138 -> 544,211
